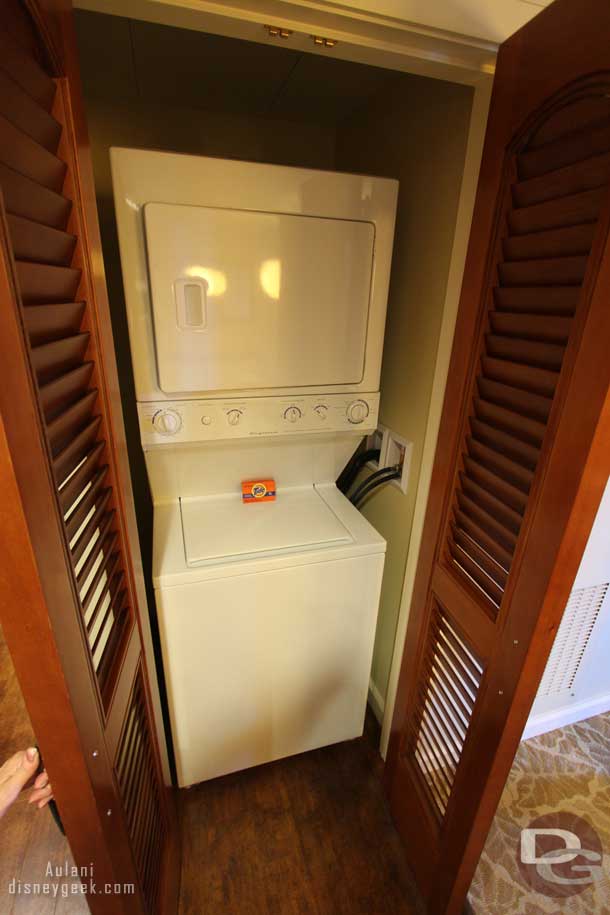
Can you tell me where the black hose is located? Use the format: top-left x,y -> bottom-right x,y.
349,464 -> 400,506
337,447 -> 381,494
353,469 -> 401,508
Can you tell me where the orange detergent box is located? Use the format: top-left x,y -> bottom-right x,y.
241,479 -> 276,504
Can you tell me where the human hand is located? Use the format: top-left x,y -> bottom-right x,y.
28,768 -> 54,809
0,748 -> 42,818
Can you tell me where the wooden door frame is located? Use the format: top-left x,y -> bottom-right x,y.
30,0 -> 172,788
385,1 -> 610,910
0,1 -> 179,910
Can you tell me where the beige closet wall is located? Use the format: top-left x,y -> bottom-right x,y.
74,11 -> 337,568
76,8 -> 473,719
336,74 -> 473,710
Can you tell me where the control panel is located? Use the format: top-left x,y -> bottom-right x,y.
139,393 -> 380,446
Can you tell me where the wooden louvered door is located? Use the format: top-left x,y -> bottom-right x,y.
385,2 -> 610,913
0,2 -> 179,913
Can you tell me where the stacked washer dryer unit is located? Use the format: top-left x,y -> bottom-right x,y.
111,149 -> 398,787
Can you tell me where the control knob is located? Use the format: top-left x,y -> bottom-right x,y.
314,404 -> 328,420
152,409 -> 182,435
227,409 -> 242,426
346,400 -> 370,424
284,406 -> 302,423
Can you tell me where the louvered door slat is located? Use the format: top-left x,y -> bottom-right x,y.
480,355 -> 558,398
58,440 -> 104,513
435,616 -> 482,686
461,473 -> 521,538
0,37 -> 56,109
529,96 -> 610,148
474,398 -> 547,446
456,491 -> 517,554
83,548 -> 120,621
486,334 -> 564,371
90,580 -> 125,656
425,677 -> 466,755
115,666 -> 167,912
503,223 -> 596,260
31,333 -> 90,383
463,456 -> 527,513
7,214 -> 76,265
416,708 -> 456,779
415,726 -> 452,799
24,302 -> 86,345
431,640 -> 478,715
97,596 -> 129,683
443,91 -> 609,619
0,161 -> 71,228
454,510 -> 513,571
497,255 -> 587,286
47,389 -> 97,454
488,313 -> 571,344
0,68 -> 61,151
449,539 -> 506,606
70,492 -> 112,564
428,654 -> 472,728
466,437 -> 533,492
470,417 -> 539,470
512,150 -> 610,207
409,607 -> 484,819
39,363 -> 94,420
0,114 -> 66,191
75,513 -> 114,588
508,186 -> 603,234
16,261 -> 80,303
477,377 -> 552,422
518,122 -> 610,179
493,284 -> 579,314
53,417 -> 101,485
64,467 -> 108,540
451,526 -> 508,589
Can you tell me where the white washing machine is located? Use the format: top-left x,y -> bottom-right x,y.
153,485 -> 385,786
111,149 -> 398,786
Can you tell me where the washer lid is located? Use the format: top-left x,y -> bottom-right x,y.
180,487 -> 353,566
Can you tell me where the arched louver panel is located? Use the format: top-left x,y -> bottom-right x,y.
445,90 -> 610,617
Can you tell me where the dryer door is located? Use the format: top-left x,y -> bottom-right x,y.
144,203 -> 374,395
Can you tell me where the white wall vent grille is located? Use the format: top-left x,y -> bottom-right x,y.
538,583 -> 609,698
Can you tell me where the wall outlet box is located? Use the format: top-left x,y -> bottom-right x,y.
382,428 -> 412,494
366,424 -> 411,493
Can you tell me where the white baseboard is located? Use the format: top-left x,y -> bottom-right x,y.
523,691 -> 610,741
368,678 -> 385,725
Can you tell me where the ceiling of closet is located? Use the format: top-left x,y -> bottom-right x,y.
75,10 -> 400,125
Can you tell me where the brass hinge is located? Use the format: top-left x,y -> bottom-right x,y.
311,35 -> 338,48
264,24 -> 293,39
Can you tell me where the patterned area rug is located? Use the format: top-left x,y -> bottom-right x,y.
468,713 -> 610,914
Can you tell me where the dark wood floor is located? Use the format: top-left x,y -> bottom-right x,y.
0,625 -> 88,915
2,620 -> 422,915
178,713 -> 423,915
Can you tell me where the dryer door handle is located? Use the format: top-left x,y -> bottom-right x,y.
174,277 -> 208,331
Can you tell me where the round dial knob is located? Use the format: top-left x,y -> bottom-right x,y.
346,400 -> 370,424
227,409 -> 242,426
314,404 -> 328,420
284,406 -> 302,423
152,409 -> 182,435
